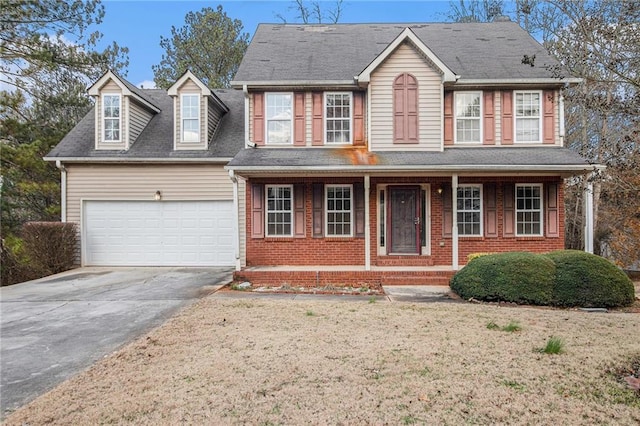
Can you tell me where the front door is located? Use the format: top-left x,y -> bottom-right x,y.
389,186 -> 421,254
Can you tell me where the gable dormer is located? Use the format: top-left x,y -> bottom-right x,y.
168,70 -> 229,151
88,70 -> 160,150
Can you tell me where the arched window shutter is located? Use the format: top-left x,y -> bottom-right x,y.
393,73 -> 419,144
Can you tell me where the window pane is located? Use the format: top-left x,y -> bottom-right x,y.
515,185 -> 542,235
515,92 -> 541,142
326,185 -> 352,236
266,186 -> 293,236
266,94 -> 292,144
326,93 -> 351,144
455,93 -> 481,142
456,186 -> 481,235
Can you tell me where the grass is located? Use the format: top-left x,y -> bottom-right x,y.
305,310 -> 315,316
486,320 -> 522,332
541,336 -> 565,354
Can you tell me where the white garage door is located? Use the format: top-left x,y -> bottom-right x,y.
83,201 -> 235,266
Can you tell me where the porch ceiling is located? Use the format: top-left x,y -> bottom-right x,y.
226,147 -> 599,178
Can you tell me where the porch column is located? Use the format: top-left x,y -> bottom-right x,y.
452,174 -> 459,270
229,170 -> 242,271
584,180 -> 594,254
364,174 -> 371,271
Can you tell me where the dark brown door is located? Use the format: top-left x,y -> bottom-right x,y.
389,186 -> 420,254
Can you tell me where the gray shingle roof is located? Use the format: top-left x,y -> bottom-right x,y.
226,147 -> 592,174
46,89 -> 244,161
233,22 -> 561,84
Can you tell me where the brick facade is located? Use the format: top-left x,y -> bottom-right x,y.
245,175 -> 565,268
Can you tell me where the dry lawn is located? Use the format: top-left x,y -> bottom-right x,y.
4,294 -> 640,425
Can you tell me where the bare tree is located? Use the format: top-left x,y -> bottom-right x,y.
276,0 -> 344,24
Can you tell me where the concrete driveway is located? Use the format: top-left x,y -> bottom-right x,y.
0,267 -> 232,417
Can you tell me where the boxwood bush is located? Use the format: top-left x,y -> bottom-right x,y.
451,250 -> 635,308
545,250 -> 635,307
450,252 -> 555,305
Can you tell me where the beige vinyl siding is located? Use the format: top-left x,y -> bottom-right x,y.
494,91 -> 502,144
96,80 -> 125,150
238,179 -> 247,267
207,101 -> 227,145
129,100 -> 153,146
305,92 -> 312,146
175,80 -> 207,149
66,164 -> 234,263
369,42 -> 442,151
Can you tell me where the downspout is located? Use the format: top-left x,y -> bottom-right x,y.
243,84 -> 250,148
452,174 -> 459,270
364,174 -> 370,271
229,170 -> 241,271
56,160 -> 67,222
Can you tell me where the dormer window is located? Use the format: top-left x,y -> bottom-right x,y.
102,94 -> 121,142
181,94 -> 200,143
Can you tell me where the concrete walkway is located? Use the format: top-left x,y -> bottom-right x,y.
0,267 -> 233,417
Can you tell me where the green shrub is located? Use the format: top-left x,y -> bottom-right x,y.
545,250 -> 635,308
450,252 -> 555,305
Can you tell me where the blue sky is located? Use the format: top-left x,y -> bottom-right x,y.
96,1 -> 456,87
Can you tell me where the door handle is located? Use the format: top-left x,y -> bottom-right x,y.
414,217 -> 420,225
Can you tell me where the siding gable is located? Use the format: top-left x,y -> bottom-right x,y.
369,42 -> 442,151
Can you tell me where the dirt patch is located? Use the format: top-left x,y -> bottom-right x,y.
4,297 -> 640,425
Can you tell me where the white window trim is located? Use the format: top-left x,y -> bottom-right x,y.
456,184 -> 483,237
515,183 -> 544,237
265,184 -> 294,237
454,91 -> 483,144
325,184 -> 354,237
265,92 -> 294,145
180,93 -> 200,144
102,93 -> 121,143
514,90 -> 543,143
324,92 -> 353,145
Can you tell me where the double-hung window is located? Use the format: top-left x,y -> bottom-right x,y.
515,91 -> 542,142
455,92 -> 481,143
181,94 -> 200,143
266,185 -> 293,236
326,185 -> 353,237
266,93 -> 293,144
325,92 -> 352,144
102,94 -> 121,142
457,185 -> 482,236
516,184 -> 543,236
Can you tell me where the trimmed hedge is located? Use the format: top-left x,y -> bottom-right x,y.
546,250 -> 635,307
451,250 -> 635,308
450,252 -> 555,305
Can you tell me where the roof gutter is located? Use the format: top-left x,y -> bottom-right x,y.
451,77 -> 583,87
231,80 -> 358,89
226,163 -> 604,174
44,156 -> 234,164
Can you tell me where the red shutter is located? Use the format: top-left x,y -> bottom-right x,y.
501,91 -> 513,145
503,183 -> 515,237
253,93 -> 264,145
294,184 -> 305,237
406,74 -> 418,143
294,93 -> 306,146
312,92 -> 323,146
543,90 -> 555,144
546,182 -> 559,237
393,74 -> 419,144
251,184 -> 264,238
484,183 -> 498,237
354,182 -> 365,237
353,92 -> 365,146
483,91 -> 495,145
312,183 -> 324,237
444,91 -> 454,146
442,184 -> 452,238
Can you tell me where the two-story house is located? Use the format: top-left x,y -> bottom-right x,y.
225,21 -> 595,287
47,20 -> 597,287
